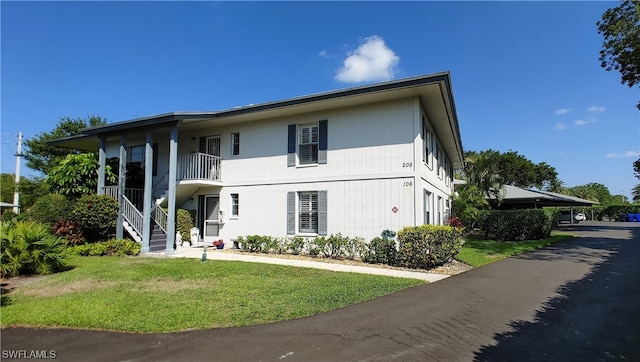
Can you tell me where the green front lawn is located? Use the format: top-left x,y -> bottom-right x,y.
455,232 -> 575,267
0,256 -> 423,333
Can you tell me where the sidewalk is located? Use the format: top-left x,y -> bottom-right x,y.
163,245 -> 450,282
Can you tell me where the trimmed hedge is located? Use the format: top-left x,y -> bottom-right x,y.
477,209 -> 558,241
70,238 -> 141,256
396,225 -> 464,269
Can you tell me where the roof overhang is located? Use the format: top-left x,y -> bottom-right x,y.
50,71 -> 464,168
490,185 -> 599,207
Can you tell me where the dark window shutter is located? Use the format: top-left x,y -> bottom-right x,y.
199,137 -> 206,153
318,120 -> 327,164
287,192 -> 295,234
287,124 -> 296,167
318,190 -> 327,235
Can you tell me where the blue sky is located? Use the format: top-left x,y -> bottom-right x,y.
2,1 -> 638,199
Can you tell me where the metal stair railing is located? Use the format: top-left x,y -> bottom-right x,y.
152,203 -> 168,234
122,195 -> 144,239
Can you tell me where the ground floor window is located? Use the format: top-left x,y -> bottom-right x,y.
298,191 -> 318,233
424,190 -> 432,224
287,190 -> 327,235
231,193 -> 239,217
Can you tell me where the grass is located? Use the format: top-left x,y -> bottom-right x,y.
455,232 -> 575,267
0,256 -> 423,333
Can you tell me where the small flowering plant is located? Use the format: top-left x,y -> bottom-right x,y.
213,239 -> 224,248
447,216 -> 464,229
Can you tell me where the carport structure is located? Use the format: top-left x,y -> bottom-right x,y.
489,185 -> 599,222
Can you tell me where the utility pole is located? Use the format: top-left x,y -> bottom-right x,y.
13,132 -> 22,214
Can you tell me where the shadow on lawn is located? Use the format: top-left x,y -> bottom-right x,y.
473,224 -> 640,361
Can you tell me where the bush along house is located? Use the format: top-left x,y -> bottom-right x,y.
51,72 -> 464,255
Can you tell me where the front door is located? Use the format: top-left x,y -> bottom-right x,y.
206,136 -> 221,157
203,195 -> 220,241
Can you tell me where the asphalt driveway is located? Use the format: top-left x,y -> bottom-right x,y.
2,222 -> 638,361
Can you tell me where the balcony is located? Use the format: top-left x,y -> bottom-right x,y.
178,152 -> 222,186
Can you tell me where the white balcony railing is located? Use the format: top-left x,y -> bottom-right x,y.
178,152 -> 222,182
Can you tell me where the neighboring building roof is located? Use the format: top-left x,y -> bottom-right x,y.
491,184 -> 599,208
50,71 -> 465,169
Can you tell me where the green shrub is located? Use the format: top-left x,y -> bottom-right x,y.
71,194 -> 118,242
70,238 -> 141,256
362,237 -> 398,265
0,221 -> 71,278
396,225 -> 464,269
477,209 -> 558,241
26,194 -> 73,227
176,209 -> 195,245
241,235 -> 276,253
285,236 -> 306,255
345,236 -> 365,260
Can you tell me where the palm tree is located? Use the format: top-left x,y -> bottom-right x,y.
544,177 -> 567,194
463,150 -> 504,201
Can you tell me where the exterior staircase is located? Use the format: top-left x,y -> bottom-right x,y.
149,224 -> 168,252
105,187 -> 170,253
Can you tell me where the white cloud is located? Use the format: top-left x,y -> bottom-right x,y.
318,50 -> 330,58
553,108 -> 572,115
553,122 -> 567,131
606,151 -> 640,158
574,118 -> 597,126
335,36 -> 400,83
588,106 -> 605,113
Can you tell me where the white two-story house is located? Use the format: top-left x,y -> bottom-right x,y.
53,72 -> 464,254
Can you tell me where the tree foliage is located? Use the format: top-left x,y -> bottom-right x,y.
47,153 -> 116,199
597,0 -> 640,109
463,149 -> 558,191
1,174 -> 50,210
24,116 -> 106,175
567,183 -> 613,204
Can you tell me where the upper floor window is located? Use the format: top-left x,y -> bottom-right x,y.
287,120 -> 328,167
231,133 -> 240,156
299,124 -> 319,164
422,116 -> 432,166
128,145 -> 145,163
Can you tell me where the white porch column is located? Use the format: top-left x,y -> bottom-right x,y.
141,131 -> 153,253
165,125 -> 178,255
97,136 -> 106,195
116,135 -> 127,240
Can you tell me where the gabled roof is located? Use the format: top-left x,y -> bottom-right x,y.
50,71 -> 465,169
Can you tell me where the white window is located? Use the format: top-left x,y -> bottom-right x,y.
231,194 -> 239,217
298,191 -> 318,233
422,116 -> 431,166
424,190 -> 432,224
287,191 -> 327,235
298,124 -> 319,164
231,133 -> 240,156
437,196 -> 443,225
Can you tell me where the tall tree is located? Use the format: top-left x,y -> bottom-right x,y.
24,116 -> 106,175
463,149 -> 558,191
597,0 -> 640,109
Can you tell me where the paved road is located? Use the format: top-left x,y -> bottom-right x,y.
2,222 -> 638,361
